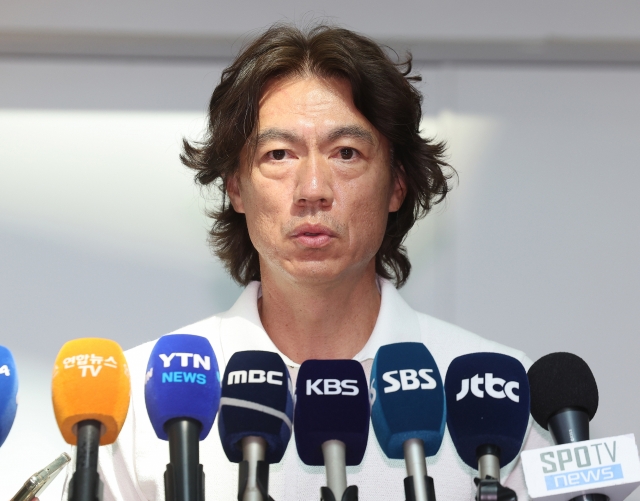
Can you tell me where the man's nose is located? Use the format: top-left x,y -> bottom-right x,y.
293,154 -> 334,209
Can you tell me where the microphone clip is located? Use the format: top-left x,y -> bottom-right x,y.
474,478 -> 517,501
320,486 -> 358,501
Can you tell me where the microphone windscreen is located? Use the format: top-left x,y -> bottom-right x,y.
0,345 -> 18,447
444,352 -> 530,469
370,342 -> 445,459
527,352 -> 598,430
294,360 -> 370,466
145,334 -> 220,440
218,351 -> 293,463
52,338 -> 130,445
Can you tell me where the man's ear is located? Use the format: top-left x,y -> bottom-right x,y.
226,173 -> 246,214
388,165 -> 407,213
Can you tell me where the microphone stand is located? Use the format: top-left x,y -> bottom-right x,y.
237,436 -> 275,501
320,440 -> 358,501
474,445 -> 517,501
164,418 -> 205,501
403,439 -> 436,501
69,420 -> 103,501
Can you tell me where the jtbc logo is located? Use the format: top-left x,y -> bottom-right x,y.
382,369 -> 437,393
159,352 -> 211,370
306,379 -> 360,396
456,373 -> 520,402
227,370 -> 283,386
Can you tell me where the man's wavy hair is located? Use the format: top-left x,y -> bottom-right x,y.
181,23 -> 453,288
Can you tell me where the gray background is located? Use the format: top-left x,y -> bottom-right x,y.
1,1 -> 639,499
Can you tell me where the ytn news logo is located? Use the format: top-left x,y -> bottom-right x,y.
456,373 -> 520,402
147,352 -> 214,385
159,352 -> 211,370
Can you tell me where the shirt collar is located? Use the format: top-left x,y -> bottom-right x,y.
218,278 -> 422,368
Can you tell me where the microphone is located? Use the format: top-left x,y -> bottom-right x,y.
52,338 -> 130,501
0,345 -> 19,448
218,350 -> 294,501
527,352 -> 604,501
444,352 -> 530,501
370,342 -> 445,501
294,360 -> 370,501
145,334 -> 221,501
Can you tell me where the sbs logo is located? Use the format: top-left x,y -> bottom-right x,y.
381,369 -> 437,394
456,373 -> 520,402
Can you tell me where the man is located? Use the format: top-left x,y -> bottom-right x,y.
85,23 -> 551,500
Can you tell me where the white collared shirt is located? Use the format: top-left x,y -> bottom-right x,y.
69,279 -> 552,501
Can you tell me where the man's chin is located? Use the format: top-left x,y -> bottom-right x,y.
281,260 -> 371,285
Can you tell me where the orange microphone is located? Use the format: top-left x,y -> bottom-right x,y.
52,338 -> 130,501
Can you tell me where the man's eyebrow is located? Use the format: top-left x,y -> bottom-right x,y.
255,128 -> 302,146
327,125 -> 375,145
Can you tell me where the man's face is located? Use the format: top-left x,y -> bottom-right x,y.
227,75 -> 405,284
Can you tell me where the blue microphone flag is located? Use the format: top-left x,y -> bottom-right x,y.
370,342 -> 445,459
444,352 -> 530,469
145,334 -> 221,440
294,359 -> 370,466
0,345 -> 18,447
218,350 -> 293,464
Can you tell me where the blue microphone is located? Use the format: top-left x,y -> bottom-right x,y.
295,360 -> 369,501
145,334 -> 221,501
0,345 -> 18,448
444,352 -> 530,501
218,351 -> 293,501
370,343 -> 445,501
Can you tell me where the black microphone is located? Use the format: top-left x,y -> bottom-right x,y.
295,360 -> 370,501
445,352 -> 531,501
218,350 -> 294,501
528,352 -> 605,501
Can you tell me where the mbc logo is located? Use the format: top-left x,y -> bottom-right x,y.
456,373 -> 520,402
382,369 -> 437,393
227,370 -> 284,386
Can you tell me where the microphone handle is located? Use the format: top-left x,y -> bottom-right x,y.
322,440 -> 348,500
548,407 -> 590,444
69,420 -> 102,501
165,418 -> 204,501
239,436 -> 269,501
476,444 -> 501,480
547,410 -> 609,501
403,438 -> 432,501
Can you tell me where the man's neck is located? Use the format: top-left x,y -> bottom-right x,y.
257,264 -> 381,364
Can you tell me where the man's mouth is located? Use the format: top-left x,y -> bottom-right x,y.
291,225 -> 337,248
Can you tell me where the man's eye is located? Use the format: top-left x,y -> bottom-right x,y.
270,150 -> 286,160
340,148 -> 356,160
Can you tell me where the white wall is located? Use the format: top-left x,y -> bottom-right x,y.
1,7 -> 639,499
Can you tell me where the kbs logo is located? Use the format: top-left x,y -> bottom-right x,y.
456,373 -> 520,402
0,365 -> 10,377
159,352 -> 211,370
305,379 -> 360,396
381,369 -> 437,394
227,370 -> 284,386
